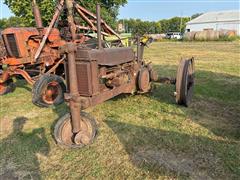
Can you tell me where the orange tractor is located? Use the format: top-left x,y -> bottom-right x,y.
0,0 -> 122,107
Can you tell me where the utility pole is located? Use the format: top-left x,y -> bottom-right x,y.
180,12 -> 183,33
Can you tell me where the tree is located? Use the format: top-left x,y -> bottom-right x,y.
159,16 -> 190,33
0,17 -> 25,29
4,0 -> 127,28
120,19 -> 162,36
159,19 -> 170,33
191,13 -> 203,20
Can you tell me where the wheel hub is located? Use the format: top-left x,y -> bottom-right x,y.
42,81 -> 60,104
138,68 -> 150,92
54,113 -> 97,148
74,131 -> 91,145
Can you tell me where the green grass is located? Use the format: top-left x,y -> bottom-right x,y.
0,42 -> 240,179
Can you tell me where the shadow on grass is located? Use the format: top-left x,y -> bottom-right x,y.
106,120 -> 240,179
148,65 -> 240,141
0,117 -> 49,179
108,64 -> 240,141
50,103 -> 69,140
104,65 -> 239,178
15,79 -> 32,92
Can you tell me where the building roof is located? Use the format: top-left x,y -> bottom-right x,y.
187,10 -> 240,25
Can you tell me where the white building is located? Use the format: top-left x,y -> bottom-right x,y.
186,10 -> 240,35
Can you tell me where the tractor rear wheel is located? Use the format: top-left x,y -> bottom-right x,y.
0,79 -> 15,95
32,74 -> 66,107
54,112 -> 97,148
176,58 -> 195,107
138,68 -> 151,93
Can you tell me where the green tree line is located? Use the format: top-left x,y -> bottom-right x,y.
0,17 -> 25,29
2,0 -> 127,28
119,16 -> 192,35
0,0 -> 201,34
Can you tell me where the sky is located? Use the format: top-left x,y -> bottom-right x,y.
0,0 -> 239,21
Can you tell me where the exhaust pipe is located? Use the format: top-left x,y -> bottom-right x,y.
32,0 -> 43,29
96,3 -> 102,49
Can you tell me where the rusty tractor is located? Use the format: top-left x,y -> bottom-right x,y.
0,0 -> 195,148
0,0 -> 122,107
52,3 -> 195,148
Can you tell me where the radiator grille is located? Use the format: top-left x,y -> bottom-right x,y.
76,62 -> 92,96
6,34 -> 19,57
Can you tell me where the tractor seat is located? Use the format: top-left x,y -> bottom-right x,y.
76,47 -> 135,66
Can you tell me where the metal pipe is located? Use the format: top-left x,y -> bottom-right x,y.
65,43 -> 81,134
137,36 -> 141,62
96,3 -> 102,49
140,43 -> 144,61
136,36 -> 144,62
66,0 -> 76,40
32,0 -> 43,28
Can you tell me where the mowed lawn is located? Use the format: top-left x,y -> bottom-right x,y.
0,42 -> 239,179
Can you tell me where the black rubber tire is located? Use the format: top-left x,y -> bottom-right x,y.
0,79 -> 15,95
176,59 -> 195,107
54,112 -> 97,149
32,74 -> 66,107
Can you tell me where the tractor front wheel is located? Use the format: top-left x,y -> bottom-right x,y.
54,112 -> 97,148
32,74 -> 66,107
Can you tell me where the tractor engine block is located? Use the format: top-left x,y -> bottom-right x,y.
65,46 -> 136,97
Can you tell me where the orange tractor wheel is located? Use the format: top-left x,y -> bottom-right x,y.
32,74 -> 66,107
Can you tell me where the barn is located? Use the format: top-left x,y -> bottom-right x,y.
186,10 -> 240,36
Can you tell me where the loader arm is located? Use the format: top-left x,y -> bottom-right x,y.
74,3 -> 121,39
34,0 -> 121,62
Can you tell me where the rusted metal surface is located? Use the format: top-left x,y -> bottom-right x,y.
63,43 -> 81,134
54,112 -> 97,148
0,79 -> 14,95
176,58 -> 195,107
0,83 -> 6,95
0,0 -> 122,97
66,0 -> 76,40
13,69 -> 35,85
74,3 -> 121,39
158,77 -> 176,84
0,71 -> 10,83
42,81 -> 61,104
64,44 -> 147,109
138,68 -> 150,92
2,28 -> 62,60
75,47 -> 135,66
0,0 -> 195,148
